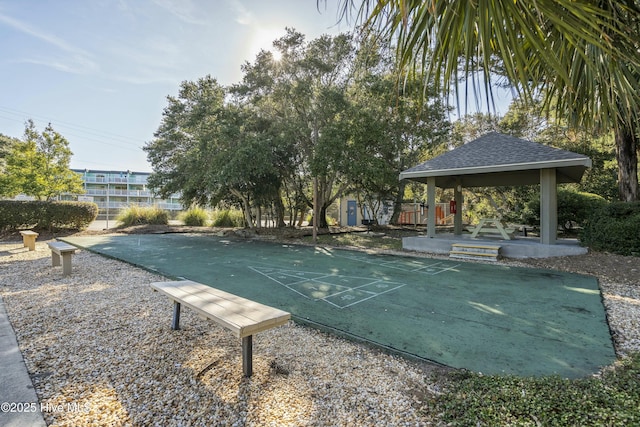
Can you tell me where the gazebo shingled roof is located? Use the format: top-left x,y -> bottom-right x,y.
399,132 -> 592,187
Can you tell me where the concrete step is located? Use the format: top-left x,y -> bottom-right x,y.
449,243 -> 501,261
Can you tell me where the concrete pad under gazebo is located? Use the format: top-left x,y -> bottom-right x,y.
399,132 -> 592,258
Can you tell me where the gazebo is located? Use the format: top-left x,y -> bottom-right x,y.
399,132 -> 592,248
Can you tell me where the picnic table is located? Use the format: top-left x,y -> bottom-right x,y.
469,218 -> 514,240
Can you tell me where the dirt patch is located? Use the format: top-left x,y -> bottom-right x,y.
512,252 -> 640,286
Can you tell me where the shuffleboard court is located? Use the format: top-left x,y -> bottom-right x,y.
62,234 -> 616,378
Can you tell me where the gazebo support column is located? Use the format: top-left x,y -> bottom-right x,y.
454,183 -> 463,235
427,177 -> 436,238
540,169 -> 558,245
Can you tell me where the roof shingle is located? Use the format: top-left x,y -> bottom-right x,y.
400,132 -> 592,187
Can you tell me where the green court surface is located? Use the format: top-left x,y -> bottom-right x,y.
62,234 -> 616,378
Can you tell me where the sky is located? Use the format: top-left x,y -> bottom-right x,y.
0,0 -> 350,172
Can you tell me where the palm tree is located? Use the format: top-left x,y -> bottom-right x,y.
328,0 -> 640,201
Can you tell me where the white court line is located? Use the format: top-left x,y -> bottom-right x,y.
249,267 -> 318,300
339,283 -> 408,309
249,266 -> 335,287
431,264 -> 461,275
250,266 -> 395,284
336,254 -> 457,275
320,278 -> 382,300
249,263 -> 432,309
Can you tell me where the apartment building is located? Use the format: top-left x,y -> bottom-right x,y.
63,169 -> 183,219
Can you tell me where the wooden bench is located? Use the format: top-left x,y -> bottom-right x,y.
19,230 -> 39,251
47,241 -> 78,276
151,280 -> 291,377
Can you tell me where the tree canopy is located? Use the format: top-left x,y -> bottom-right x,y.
0,120 -> 84,201
145,29 -> 450,228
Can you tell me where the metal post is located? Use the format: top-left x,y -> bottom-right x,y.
171,301 -> 181,330
242,335 -> 253,377
106,181 -> 110,229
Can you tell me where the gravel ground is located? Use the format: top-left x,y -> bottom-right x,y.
1,231 -> 638,426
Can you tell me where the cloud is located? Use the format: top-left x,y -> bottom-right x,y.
150,0 -> 208,25
225,0 -> 254,25
0,12 -> 98,74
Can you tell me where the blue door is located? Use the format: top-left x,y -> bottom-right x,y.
347,200 -> 357,226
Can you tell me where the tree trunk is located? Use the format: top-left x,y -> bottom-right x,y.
275,188 -> 287,228
318,204 -> 329,229
230,189 -> 255,229
390,181 -> 406,225
615,124 -> 639,201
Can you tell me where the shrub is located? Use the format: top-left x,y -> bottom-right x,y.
522,189 -> 607,231
211,209 -> 245,227
580,201 -> 640,256
116,205 -> 168,227
431,353 -> 640,426
180,207 -> 209,226
0,200 -> 98,231
44,201 -> 99,230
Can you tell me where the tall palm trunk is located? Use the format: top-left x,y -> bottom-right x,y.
615,123 -> 639,201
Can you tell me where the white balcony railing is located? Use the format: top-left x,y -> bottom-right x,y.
84,188 -> 154,197
84,176 -> 149,184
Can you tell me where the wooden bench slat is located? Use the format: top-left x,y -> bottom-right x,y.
179,284 -> 289,321
181,294 -> 266,337
48,242 -> 78,253
155,282 -> 288,323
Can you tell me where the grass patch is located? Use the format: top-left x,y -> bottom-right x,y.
211,209 -> 245,227
179,207 -> 209,226
428,354 -> 640,426
116,205 -> 168,226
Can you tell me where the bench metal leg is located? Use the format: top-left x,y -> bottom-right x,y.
171,301 -> 181,330
61,254 -> 73,276
242,335 -> 253,377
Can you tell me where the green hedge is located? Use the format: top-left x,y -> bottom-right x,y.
0,200 -> 98,231
581,201 -> 640,256
522,189 -> 607,231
